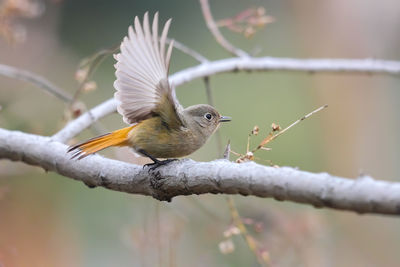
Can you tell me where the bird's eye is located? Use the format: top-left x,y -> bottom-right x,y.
204,113 -> 212,120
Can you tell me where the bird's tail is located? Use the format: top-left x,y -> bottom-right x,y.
68,125 -> 136,159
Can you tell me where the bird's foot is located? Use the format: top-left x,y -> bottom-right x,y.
145,158 -> 178,171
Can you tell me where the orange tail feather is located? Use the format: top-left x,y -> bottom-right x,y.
68,125 -> 136,159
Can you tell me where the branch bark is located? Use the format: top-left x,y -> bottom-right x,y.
52,56 -> 400,143
1,128 -> 400,216
52,98 -> 116,143
171,57 -> 400,87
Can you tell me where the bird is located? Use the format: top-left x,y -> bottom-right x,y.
68,12 -> 231,169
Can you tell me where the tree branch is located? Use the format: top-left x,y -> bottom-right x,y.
52,98 -> 116,143
1,128 -> 400,216
170,57 -> 400,87
166,37 -> 209,63
0,63 -> 73,102
199,0 -> 249,57
52,56 -> 400,143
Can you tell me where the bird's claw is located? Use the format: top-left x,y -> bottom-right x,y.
144,159 -> 178,171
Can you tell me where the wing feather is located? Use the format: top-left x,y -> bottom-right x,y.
160,19 -> 171,68
114,12 -> 182,125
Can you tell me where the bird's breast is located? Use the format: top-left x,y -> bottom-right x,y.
127,117 -> 207,158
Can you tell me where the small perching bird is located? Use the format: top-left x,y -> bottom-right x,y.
68,12 -> 231,168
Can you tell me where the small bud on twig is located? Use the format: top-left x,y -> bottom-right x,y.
219,239 -> 235,254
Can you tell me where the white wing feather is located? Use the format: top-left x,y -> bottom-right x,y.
113,12 -> 180,124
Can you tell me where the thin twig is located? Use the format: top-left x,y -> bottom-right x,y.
199,0 -> 248,57
0,63 -> 73,102
203,76 -> 223,154
254,104 -> 328,151
226,196 -> 270,266
0,64 -> 107,138
223,140 -> 231,160
203,76 -> 214,106
71,44 -> 119,105
222,138 -> 270,266
166,37 -> 209,63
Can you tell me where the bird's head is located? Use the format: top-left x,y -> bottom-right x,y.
183,104 -> 231,138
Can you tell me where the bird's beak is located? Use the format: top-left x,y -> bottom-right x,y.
219,116 -> 231,122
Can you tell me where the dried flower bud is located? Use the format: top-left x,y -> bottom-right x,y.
257,16 -> 275,27
245,151 -> 254,160
82,81 -> 97,92
223,226 -> 241,237
70,101 -> 85,118
236,158 -> 245,163
256,7 -> 266,16
0,0 -> 45,43
236,157 -> 251,163
244,26 -> 255,38
271,123 -> 281,132
217,6 -> 274,39
218,239 -> 235,254
75,67 -> 89,83
251,125 -> 259,135
2,0 -> 44,18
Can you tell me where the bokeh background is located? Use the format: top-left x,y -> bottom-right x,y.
1,0 -> 400,266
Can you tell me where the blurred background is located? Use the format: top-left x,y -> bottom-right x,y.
1,0 -> 400,266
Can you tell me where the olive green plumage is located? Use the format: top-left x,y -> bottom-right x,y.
128,104 -> 222,158
68,13 -> 230,163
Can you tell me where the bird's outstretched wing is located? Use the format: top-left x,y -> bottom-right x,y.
114,12 -> 183,128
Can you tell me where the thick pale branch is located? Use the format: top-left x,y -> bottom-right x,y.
52,98 -> 116,143
170,57 -> 400,86
53,56 -> 400,143
2,128 -> 400,216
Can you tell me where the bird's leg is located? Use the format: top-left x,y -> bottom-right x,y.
147,159 -> 178,170
138,149 -> 178,171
